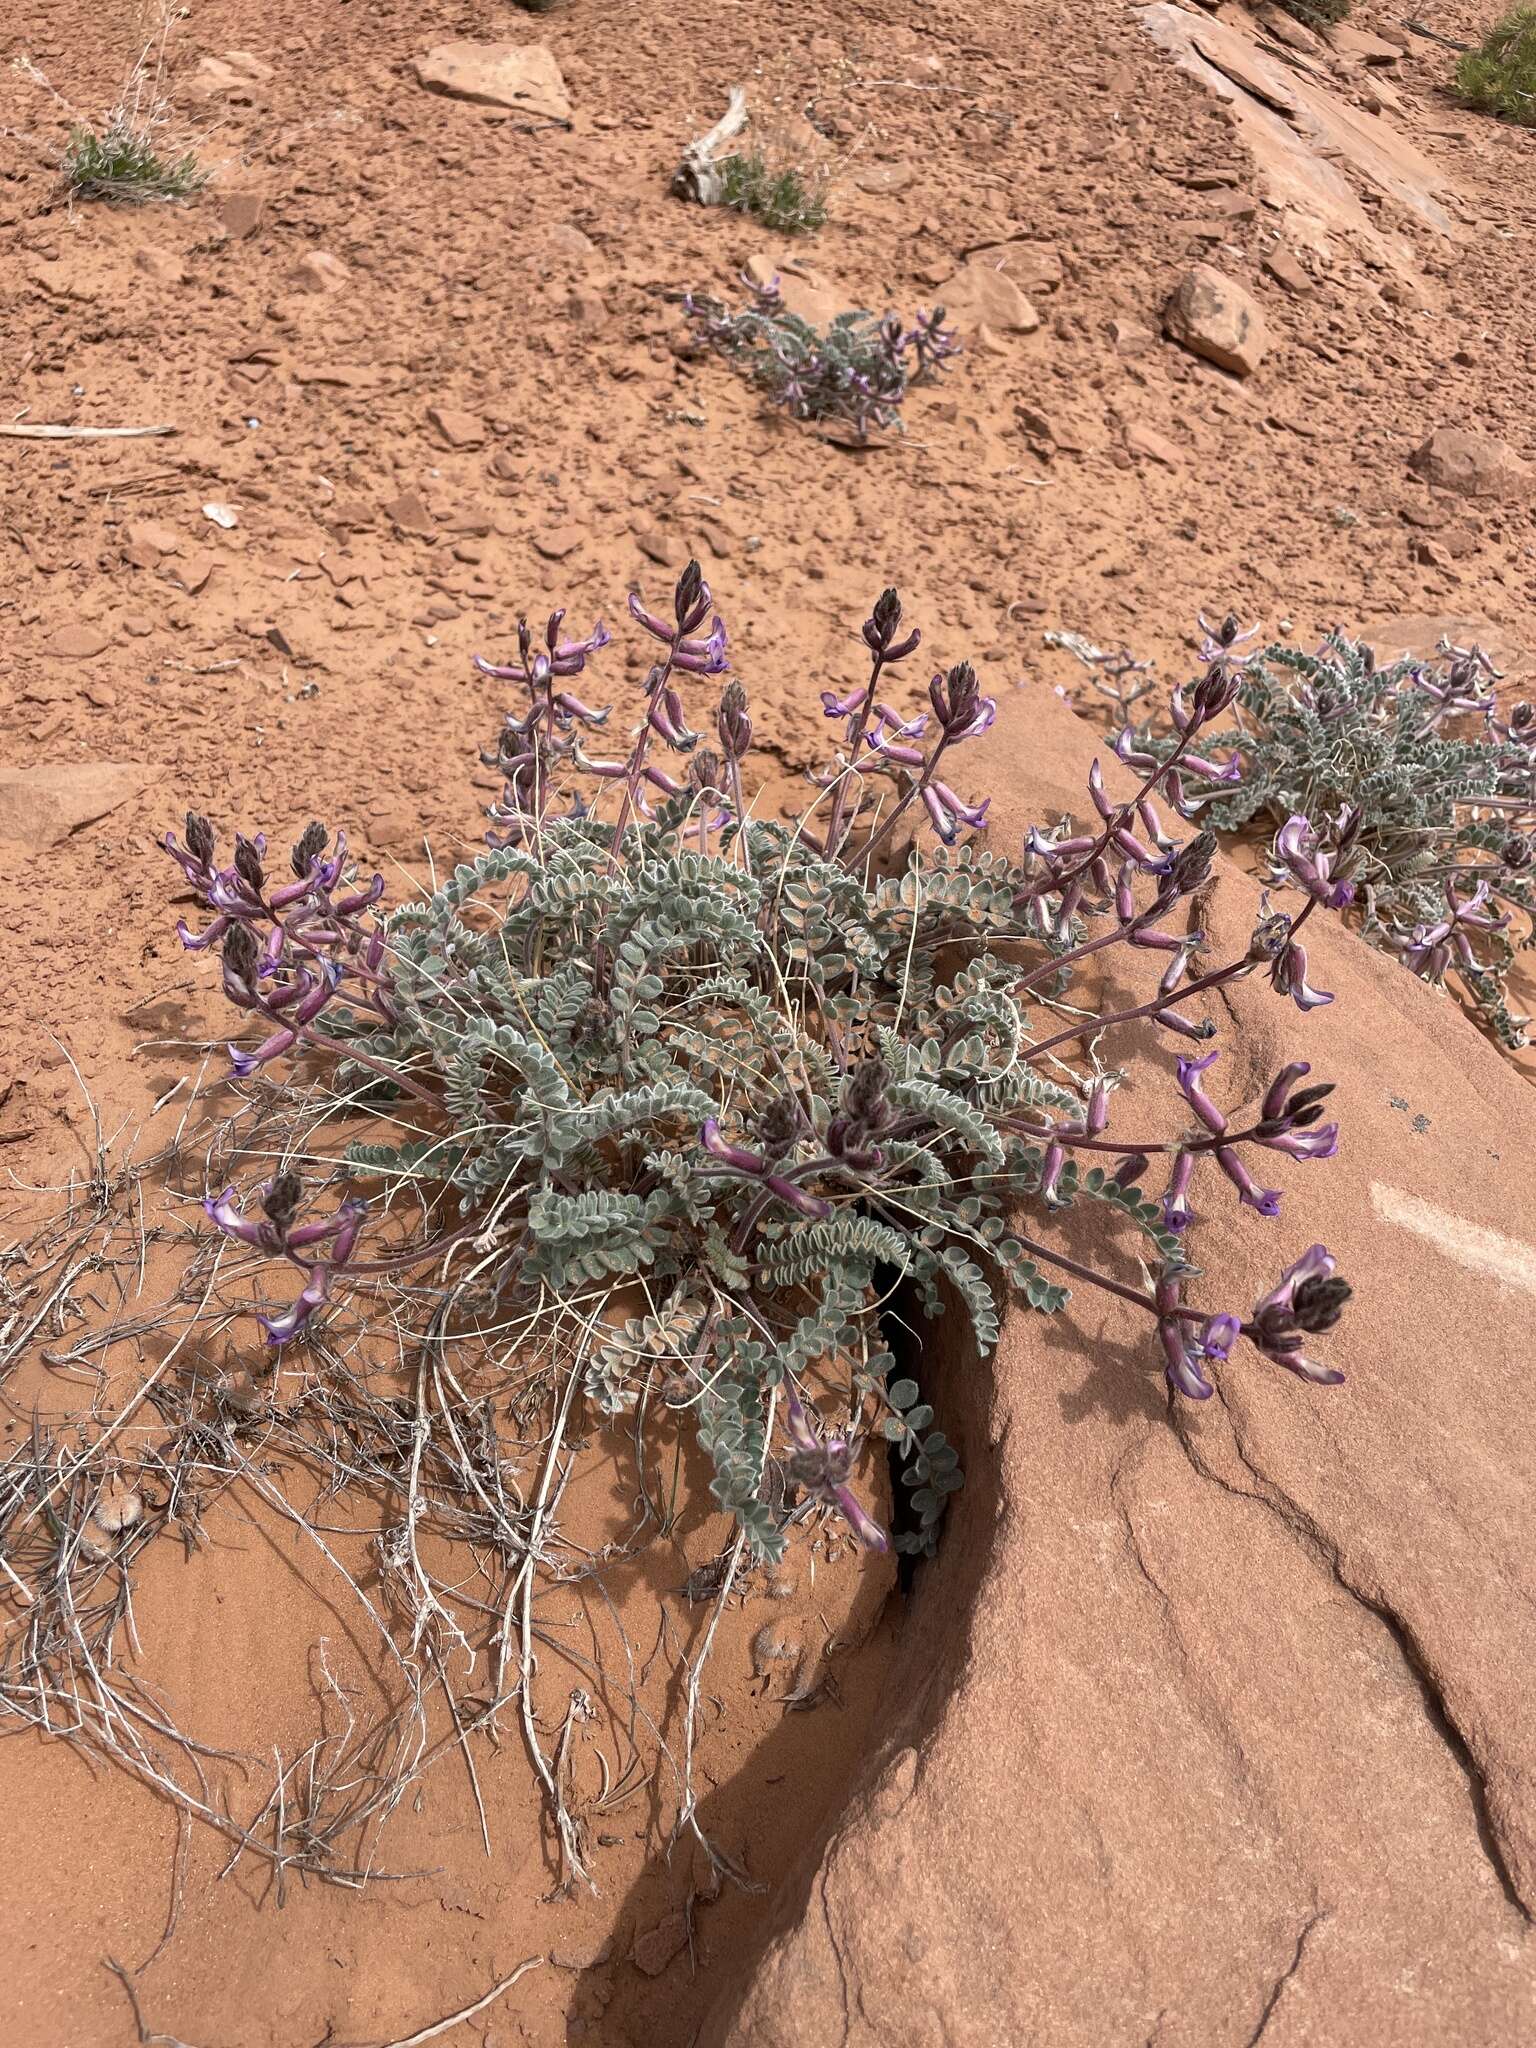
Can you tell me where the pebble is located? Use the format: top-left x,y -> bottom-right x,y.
427,406 -> 487,450
1163,263 -> 1270,376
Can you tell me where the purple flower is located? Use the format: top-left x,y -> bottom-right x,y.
784,1392 -> 889,1553
1175,1050 -> 1225,1134
1217,1150 -> 1282,1217
1274,816 -> 1356,911
701,1117 -> 765,1174
1195,612 -> 1261,672
920,782 -> 990,843
1271,934 -> 1334,1012
1160,1150 -> 1196,1232
1242,1245 -> 1350,1385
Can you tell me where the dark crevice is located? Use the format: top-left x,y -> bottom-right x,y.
1170,1401 -> 1533,1925
1244,1908 -> 1329,2048
874,1267 -> 937,1591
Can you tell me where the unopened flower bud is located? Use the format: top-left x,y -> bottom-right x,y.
186,812 -> 216,867
234,835 -> 266,893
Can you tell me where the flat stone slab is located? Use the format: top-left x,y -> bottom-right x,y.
0,763 -> 157,850
411,42 -> 571,123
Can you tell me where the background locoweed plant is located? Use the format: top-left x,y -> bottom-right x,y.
1454,8 -> 1536,125
1115,626 -> 1536,1047
686,275 -> 959,438
164,570 -> 1358,1568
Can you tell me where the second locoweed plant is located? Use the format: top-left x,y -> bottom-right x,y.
686,275 -> 959,438
166,568 -> 1360,1567
1115,627 -> 1536,1047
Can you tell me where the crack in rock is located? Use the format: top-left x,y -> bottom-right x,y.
1170,1400 -> 1534,1925
1244,1907 -> 1330,2047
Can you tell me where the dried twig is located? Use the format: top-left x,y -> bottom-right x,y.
0,422 -> 176,440
354,1958 -> 544,2048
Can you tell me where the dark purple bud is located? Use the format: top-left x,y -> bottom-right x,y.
222,922 -> 261,1006
755,1093 -> 808,1161
262,1170 -> 304,1237
234,834 -> 266,893
1292,1272 -> 1352,1333
290,821 -> 328,879
674,559 -> 711,636
1190,664 -> 1241,723
718,679 -> 753,761
863,588 -> 922,662
186,811 -> 216,867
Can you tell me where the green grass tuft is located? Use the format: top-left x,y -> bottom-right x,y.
717,150 -> 829,235
1273,0 -> 1353,26
62,116 -> 206,204
1455,7 -> 1536,125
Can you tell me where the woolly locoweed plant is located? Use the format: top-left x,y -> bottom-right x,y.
1113,626 -> 1536,1048
686,276 -> 959,438
162,568 -> 1359,1569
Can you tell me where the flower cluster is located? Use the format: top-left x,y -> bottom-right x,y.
686,274 -> 959,439
813,587 -> 993,856
203,1171 -> 367,1345
163,816 -> 393,1080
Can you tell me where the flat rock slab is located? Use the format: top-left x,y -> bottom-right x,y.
412,42 -> 571,123
0,763 -> 156,850
706,682 -> 1536,2047
941,256 -> 1041,335
1142,3 -> 1456,268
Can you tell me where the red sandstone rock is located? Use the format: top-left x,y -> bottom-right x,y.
1164,262 -> 1270,375
706,683 -> 1536,2047
1409,428 -> 1535,503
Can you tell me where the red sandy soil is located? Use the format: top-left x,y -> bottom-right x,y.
1,0 -> 1534,2041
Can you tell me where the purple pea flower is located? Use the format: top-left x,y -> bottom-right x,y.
921,782 -> 990,843
1274,816 -> 1356,911
784,1391 -> 889,1553
1271,932 -> 1334,1012
698,1119 -> 830,1221
1160,1149 -> 1196,1232
1242,1245 -> 1350,1385
1195,612 -> 1262,671
1175,1051 -> 1281,1217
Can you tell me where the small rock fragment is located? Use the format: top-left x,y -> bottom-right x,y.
48,624 -> 111,660
1163,263 -> 1270,376
1408,428 -> 1534,503
1108,317 -> 1157,355
1125,423 -> 1181,467
1261,248 -> 1311,294
532,527 -> 584,560
943,257 -> 1041,335
631,1910 -> 689,1977
217,191 -> 265,240
290,249 -> 348,293
134,246 -> 186,286
427,406 -> 487,450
